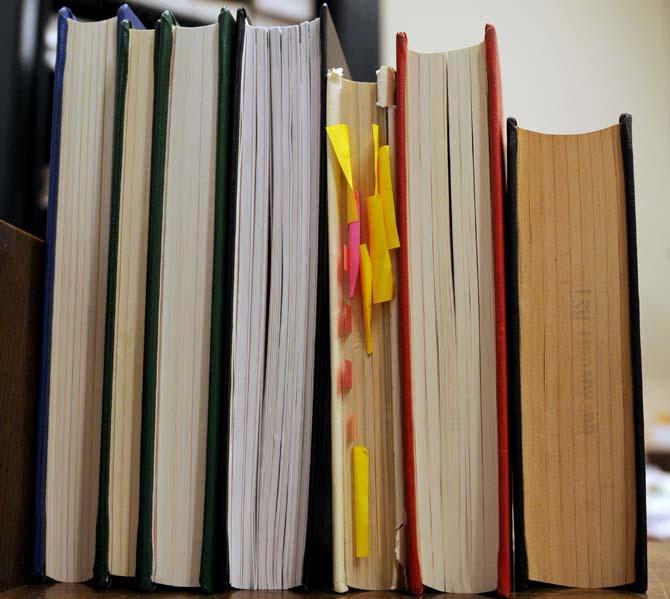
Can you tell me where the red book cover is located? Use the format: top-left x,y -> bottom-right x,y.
485,23 -> 511,598
395,31 -> 423,598
395,26 -> 510,597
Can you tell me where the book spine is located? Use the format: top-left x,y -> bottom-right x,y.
199,9 -> 236,593
135,12 -> 175,591
395,31 -> 423,598
505,117 -> 528,591
93,17 -> 131,590
302,5 -> 335,592
33,7 -> 73,582
619,114 -> 647,593
484,24 -> 512,598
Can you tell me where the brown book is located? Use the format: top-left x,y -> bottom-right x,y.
0,219 -> 44,591
507,115 -> 646,591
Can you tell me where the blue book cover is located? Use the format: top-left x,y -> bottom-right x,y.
32,4 -> 143,583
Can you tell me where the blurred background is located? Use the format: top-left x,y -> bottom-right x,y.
0,0 -> 668,529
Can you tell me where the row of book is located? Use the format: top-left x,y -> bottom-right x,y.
33,3 -> 646,595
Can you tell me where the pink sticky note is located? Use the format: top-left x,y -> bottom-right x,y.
348,193 -> 361,297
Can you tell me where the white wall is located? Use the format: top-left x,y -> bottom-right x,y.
380,0 -> 670,440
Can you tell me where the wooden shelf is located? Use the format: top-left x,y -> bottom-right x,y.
1,542 -> 669,599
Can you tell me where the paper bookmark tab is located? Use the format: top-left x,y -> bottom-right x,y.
372,124 -> 380,195
352,445 -> 370,558
343,360 -> 352,390
326,124 -> 354,190
346,414 -> 356,443
359,244 -> 373,354
347,188 -> 359,223
349,220 -> 360,298
379,145 -> 400,249
367,195 -> 394,303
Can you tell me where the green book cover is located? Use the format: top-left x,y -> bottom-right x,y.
200,7 -> 237,593
135,11 -> 175,592
135,9 -> 238,591
93,17 -> 132,590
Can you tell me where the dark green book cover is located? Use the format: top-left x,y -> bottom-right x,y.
135,11 -> 175,592
92,17 -> 130,590
199,7 -> 237,593
135,9 -> 237,592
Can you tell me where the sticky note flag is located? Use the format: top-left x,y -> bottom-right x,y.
359,244 -> 373,354
372,124 -> 380,195
326,124 -> 354,190
348,219 -> 360,298
342,360 -> 352,390
344,304 -> 352,334
347,188 -> 359,224
346,414 -> 356,443
343,243 -> 349,273
379,145 -> 400,249
352,445 -> 369,558
367,195 -> 394,303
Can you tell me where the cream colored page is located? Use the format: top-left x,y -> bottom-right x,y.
406,43 -> 498,593
517,126 -> 635,587
108,29 -> 154,577
45,17 -> 116,583
152,24 -> 218,587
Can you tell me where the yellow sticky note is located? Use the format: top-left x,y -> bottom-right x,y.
367,195 -> 394,303
359,244 -> 373,354
352,445 -> 369,558
379,145 -> 400,250
326,124 -> 354,190
372,124 -> 380,195
347,188 -> 359,224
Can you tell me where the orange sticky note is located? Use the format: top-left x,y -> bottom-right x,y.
346,414 -> 357,443
367,195 -> 394,303
343,243 -> 349,273
343,360 -> 352,390
344,304 -> 352,333
359,244 -> 373,354
379,145 -> 400,249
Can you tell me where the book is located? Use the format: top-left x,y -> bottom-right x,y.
93,11 -> 151,587
33,6 -> 133,583
324,66 -> 405,592
225,6 -> 343,590
395,25 -> 508,595
0,220 -> 43,591
302,5 -> 350,592
135,8 -> 236,591
507,114 -> 646,592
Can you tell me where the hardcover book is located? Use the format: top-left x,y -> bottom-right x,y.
134,9 -> 237,591
33,6 -> 137,583
506,114 -> 646,592
93,10 -> 150,587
